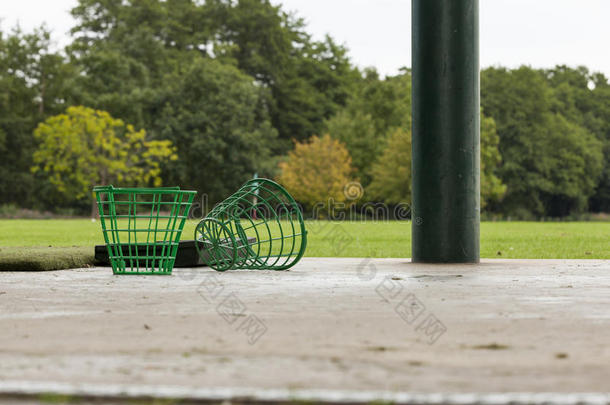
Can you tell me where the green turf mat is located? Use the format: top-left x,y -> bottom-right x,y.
0,246 -> 95,271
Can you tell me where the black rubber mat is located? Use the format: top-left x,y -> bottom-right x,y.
94,238 -> 256,268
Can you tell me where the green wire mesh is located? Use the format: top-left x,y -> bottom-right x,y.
94,185 -> 196,275
195,178 -> 307,271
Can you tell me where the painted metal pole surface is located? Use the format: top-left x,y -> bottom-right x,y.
411,0 -> 480,263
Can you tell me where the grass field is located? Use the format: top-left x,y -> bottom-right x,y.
1,219 -> 608,271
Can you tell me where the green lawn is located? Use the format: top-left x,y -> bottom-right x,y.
0,219 -> 608,270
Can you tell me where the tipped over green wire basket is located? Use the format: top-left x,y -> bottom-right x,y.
94,185 -> 196,275
194,178 -> 307,271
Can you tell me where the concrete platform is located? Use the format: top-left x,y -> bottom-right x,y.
0,258 -> 608,404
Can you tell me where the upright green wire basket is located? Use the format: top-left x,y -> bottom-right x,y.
94,186 -> 196,275
195,178 -> 307,271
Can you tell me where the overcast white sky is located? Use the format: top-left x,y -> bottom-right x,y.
3,0 -> 610,77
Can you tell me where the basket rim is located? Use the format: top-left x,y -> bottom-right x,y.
93,185 -> 197,195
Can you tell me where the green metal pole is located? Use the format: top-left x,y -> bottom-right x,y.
411,0 -> 480,263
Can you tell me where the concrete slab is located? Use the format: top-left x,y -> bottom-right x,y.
0,258 -> 608,403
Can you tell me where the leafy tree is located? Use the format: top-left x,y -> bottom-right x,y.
32,106 -> 177,216
325,69 -> 412,186
151,58 -> 277,205
542,66 -> 610,212
539,114 -> 603,215
588,76 -> 610,212
208,0 -> 293,84
346,68 -> 412,135
211,0 -> 356,146
325,110 -> 378,185
70,0 -> 212,73
275,35 -> 357,145
277,134 -> 356,214
367,127 -> 412,205
68,0 -> 212,129
0,26 -> 76,207
68,0 -> 278,204
482,66 -> 603,217
67,47 -> 154,130
480,113 -> 507,209
69,0 -> 356,151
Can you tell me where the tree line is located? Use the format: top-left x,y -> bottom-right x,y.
0,0 -> 608,219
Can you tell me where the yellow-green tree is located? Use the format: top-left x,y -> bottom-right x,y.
480,114 -> 507,209
278,134 -> 356,215
32,106 -> 177,216
366,127 -> 412,205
